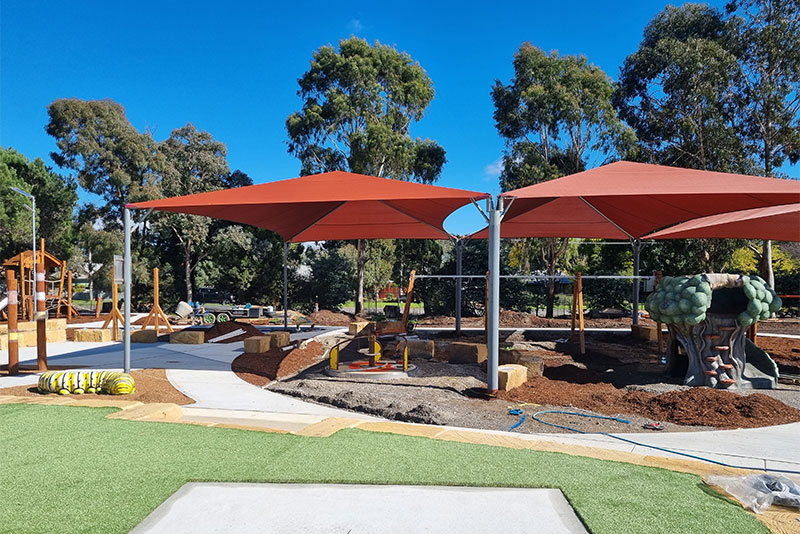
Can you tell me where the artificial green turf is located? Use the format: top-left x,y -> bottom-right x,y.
0,404 -> 764,534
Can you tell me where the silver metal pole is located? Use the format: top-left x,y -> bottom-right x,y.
455,239 -> 463,336
123,208 -> 131,373
283,242 -> 288,330
487,197 -> 502,392
631,238 -> 641,326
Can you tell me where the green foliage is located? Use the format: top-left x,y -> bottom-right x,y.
614,4 -> 753,172
0,147 -> 77,260
309,247 -> 356,310
492,43 -> 635,189
286,37 -> 445,181
46,99 -> 160,227
726,0 -> 800,174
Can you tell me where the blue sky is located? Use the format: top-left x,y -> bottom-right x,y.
3,0 -> 789,235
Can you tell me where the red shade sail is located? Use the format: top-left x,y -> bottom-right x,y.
490,161 -> 800,239
643,204 -> 800,242
127,171 -> 490,242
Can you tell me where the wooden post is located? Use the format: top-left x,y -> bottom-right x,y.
35,259 -> 47,371
6,270 -> 19,375
141,267 -> 174,333
102,265 -> 124,341
655,271 -> 664,355
67,270 -> 74,320
56,261 -> 66,317
20,261 -> 28,321
576,272 -> 585,355
95,296 -> 102,318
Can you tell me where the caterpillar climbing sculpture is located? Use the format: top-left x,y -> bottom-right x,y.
37,371 -> 135,395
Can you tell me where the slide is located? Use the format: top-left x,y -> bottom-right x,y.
744,337 -> 780,389
0,296 -> 7,313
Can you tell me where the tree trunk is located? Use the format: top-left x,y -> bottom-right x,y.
545,275 -> 555,318
87,249 -> 94,301
185,239 -> 193,303
355,239 -> 365,314
761,240 -> 774,288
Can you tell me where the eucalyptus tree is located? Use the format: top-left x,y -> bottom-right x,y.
614,4 -> 750,172
152,124 -> 234,302
727,0 -> 800,287
286,37 -> 446,313
46,99 -> 160,228
491,43 -> 634,316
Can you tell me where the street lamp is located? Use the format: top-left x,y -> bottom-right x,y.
11,187 -> 37,302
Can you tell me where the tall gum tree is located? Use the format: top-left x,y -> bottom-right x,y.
491,44 -> 634,317
286,37 -> 446,313
727,0 -> 800,288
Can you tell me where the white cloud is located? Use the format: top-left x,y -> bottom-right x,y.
484,158 -> 504,179
347,18 -> 363,33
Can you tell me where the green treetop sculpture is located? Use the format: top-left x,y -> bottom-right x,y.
645,274 -> 782,389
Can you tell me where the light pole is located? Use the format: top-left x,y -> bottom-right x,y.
11,187 -> 36,303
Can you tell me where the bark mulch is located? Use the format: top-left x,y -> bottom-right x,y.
308,310 -> 355,326
203,320 -> 264,343
232,341 -> 324,387
756,335 -> 800,375
0,368 -> 194,405
498,369 -> 800,429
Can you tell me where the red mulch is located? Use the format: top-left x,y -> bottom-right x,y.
498,369 -> 800,429
757,336 -> 800,374
203,321 -> 264,343
418,310 -> 652,329
0,368 -> 194,405
232,341 -> 324,387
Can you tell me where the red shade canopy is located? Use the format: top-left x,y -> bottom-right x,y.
490,161 -> 800,239
643,203 -> 800,242
127,171 -> 490,242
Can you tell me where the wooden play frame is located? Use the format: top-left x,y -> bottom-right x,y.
139,268 -> 173,333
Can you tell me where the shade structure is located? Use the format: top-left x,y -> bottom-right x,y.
644,203 -> 800,242
485,161 -> 800,239
127,171 -> 490,242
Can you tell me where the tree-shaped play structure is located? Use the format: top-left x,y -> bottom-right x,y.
645,274 -> 782,389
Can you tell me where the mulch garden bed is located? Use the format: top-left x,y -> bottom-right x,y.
756,335 -> 800,374
0,368 -> 194,405
203,320 -> 264,343
232,341 -> 325,387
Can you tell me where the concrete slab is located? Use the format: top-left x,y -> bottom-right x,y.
131,483 -> 588,534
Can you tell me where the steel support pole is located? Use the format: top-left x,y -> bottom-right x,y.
455,239 -> 463,336
283,242 -> 288,330
487,197 -> 502,393
123,208 -> 132,373
631,238 -> 641,326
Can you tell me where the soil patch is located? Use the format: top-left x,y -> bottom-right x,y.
309,310 -> 355,326
203,321 -> 263,343
418,312 -> 652,329
0,368 -> 194,405
232,341 -> 325,387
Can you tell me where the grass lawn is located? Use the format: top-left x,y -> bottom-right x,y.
0,404 -> 763,534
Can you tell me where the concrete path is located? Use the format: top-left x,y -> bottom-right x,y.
131,483 -> 588,534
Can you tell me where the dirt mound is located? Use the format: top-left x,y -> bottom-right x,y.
232,341 -> 324,387
204,321 -> 263,343
499,376 -> 800,429
418,311 -> 651,329
309,310 -> 354,326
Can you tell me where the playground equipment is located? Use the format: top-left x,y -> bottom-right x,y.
139,268 -> 173,333
325,271 -> 418,378
38,370 -> 135,395
645,274 -> 782,389
326,334 -> 415,378
101,264 -> 124,341
2,239 -> 78,320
